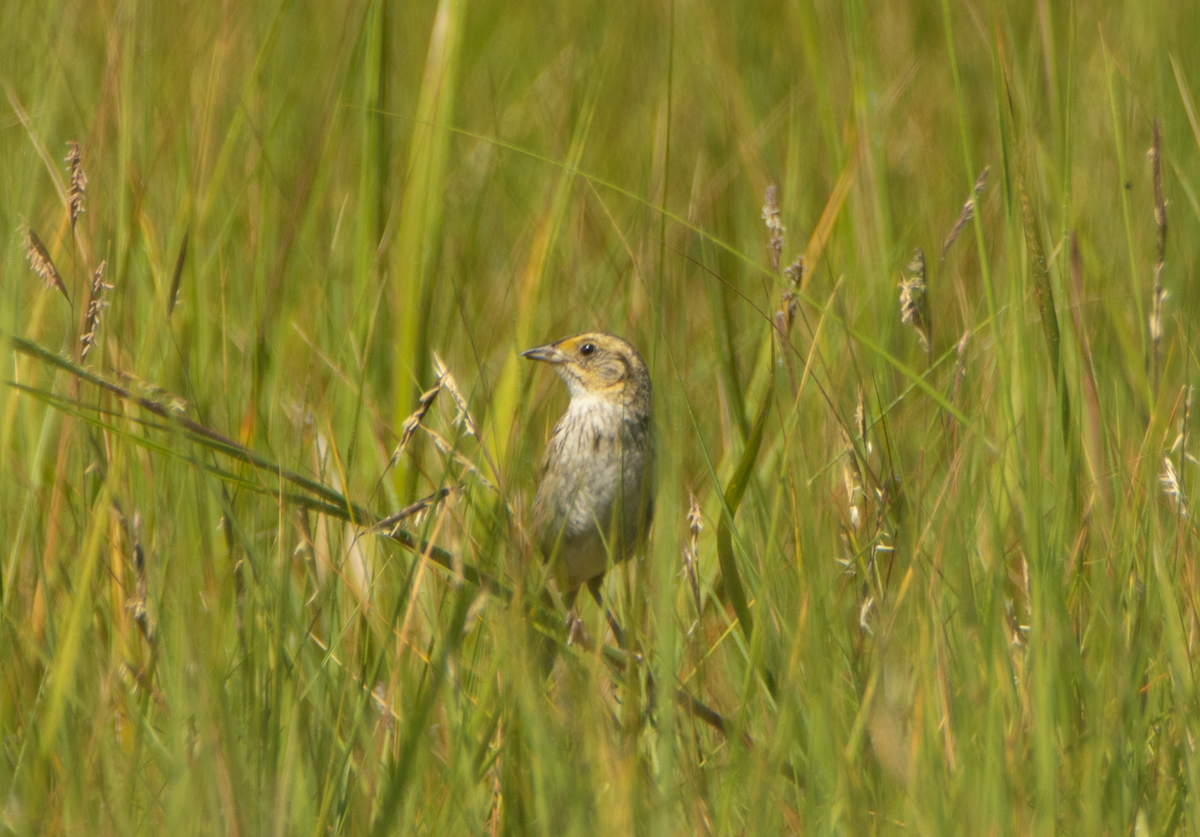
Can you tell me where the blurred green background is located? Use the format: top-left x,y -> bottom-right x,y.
3,0 -> 1200,833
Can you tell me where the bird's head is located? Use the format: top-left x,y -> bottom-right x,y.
521,332 -> 651,417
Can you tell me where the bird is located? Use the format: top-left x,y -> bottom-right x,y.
522,332 -> 655,644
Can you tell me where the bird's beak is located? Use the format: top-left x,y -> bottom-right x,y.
520,343 -> 566,364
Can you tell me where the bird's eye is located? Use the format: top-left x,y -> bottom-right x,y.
580,342 -> 596,357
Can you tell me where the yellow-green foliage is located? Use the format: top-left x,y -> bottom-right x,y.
2,0 -> 1200,834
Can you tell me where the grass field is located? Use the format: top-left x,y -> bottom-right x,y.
3,0 -> 1200,833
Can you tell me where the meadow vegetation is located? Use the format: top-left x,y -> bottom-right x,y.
2,0 -> 1200,833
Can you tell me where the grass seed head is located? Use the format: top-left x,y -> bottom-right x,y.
1151,117 -> 1166,266
1149,118 -> 1168,389
762,184 -> 785,270
393,383 -> 442,464
126,510 -> 156,645
24,226 -> 69,302
433,351 -> 480,440
854,387 -> 873,455
777,254 -> 804,334
948,331 -> 970,416
1149,285 -> 1168,345
941,166 -> 988,263
80,260 -> 111,360
1161,455 -> 1187,517
841,428 -> 865,531
1184,385 -> 1194,446
65,141 -> 87,228
683,493 -> 703,615
899,248 -> 930,352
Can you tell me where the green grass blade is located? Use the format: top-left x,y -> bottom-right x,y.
716,369 -> 771,644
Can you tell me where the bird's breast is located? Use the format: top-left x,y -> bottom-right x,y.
534,395 -> 653,567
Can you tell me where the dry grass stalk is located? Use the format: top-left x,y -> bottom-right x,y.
899,247 -> 930,352
24,226 -> 69,302
761,184 -> 784,270
682,493 -> 703,616
940,166 -> 988,266
80,260 -> 111,361
65,141 -> 87,228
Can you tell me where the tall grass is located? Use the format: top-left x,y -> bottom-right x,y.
2,0 -> 1200,833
